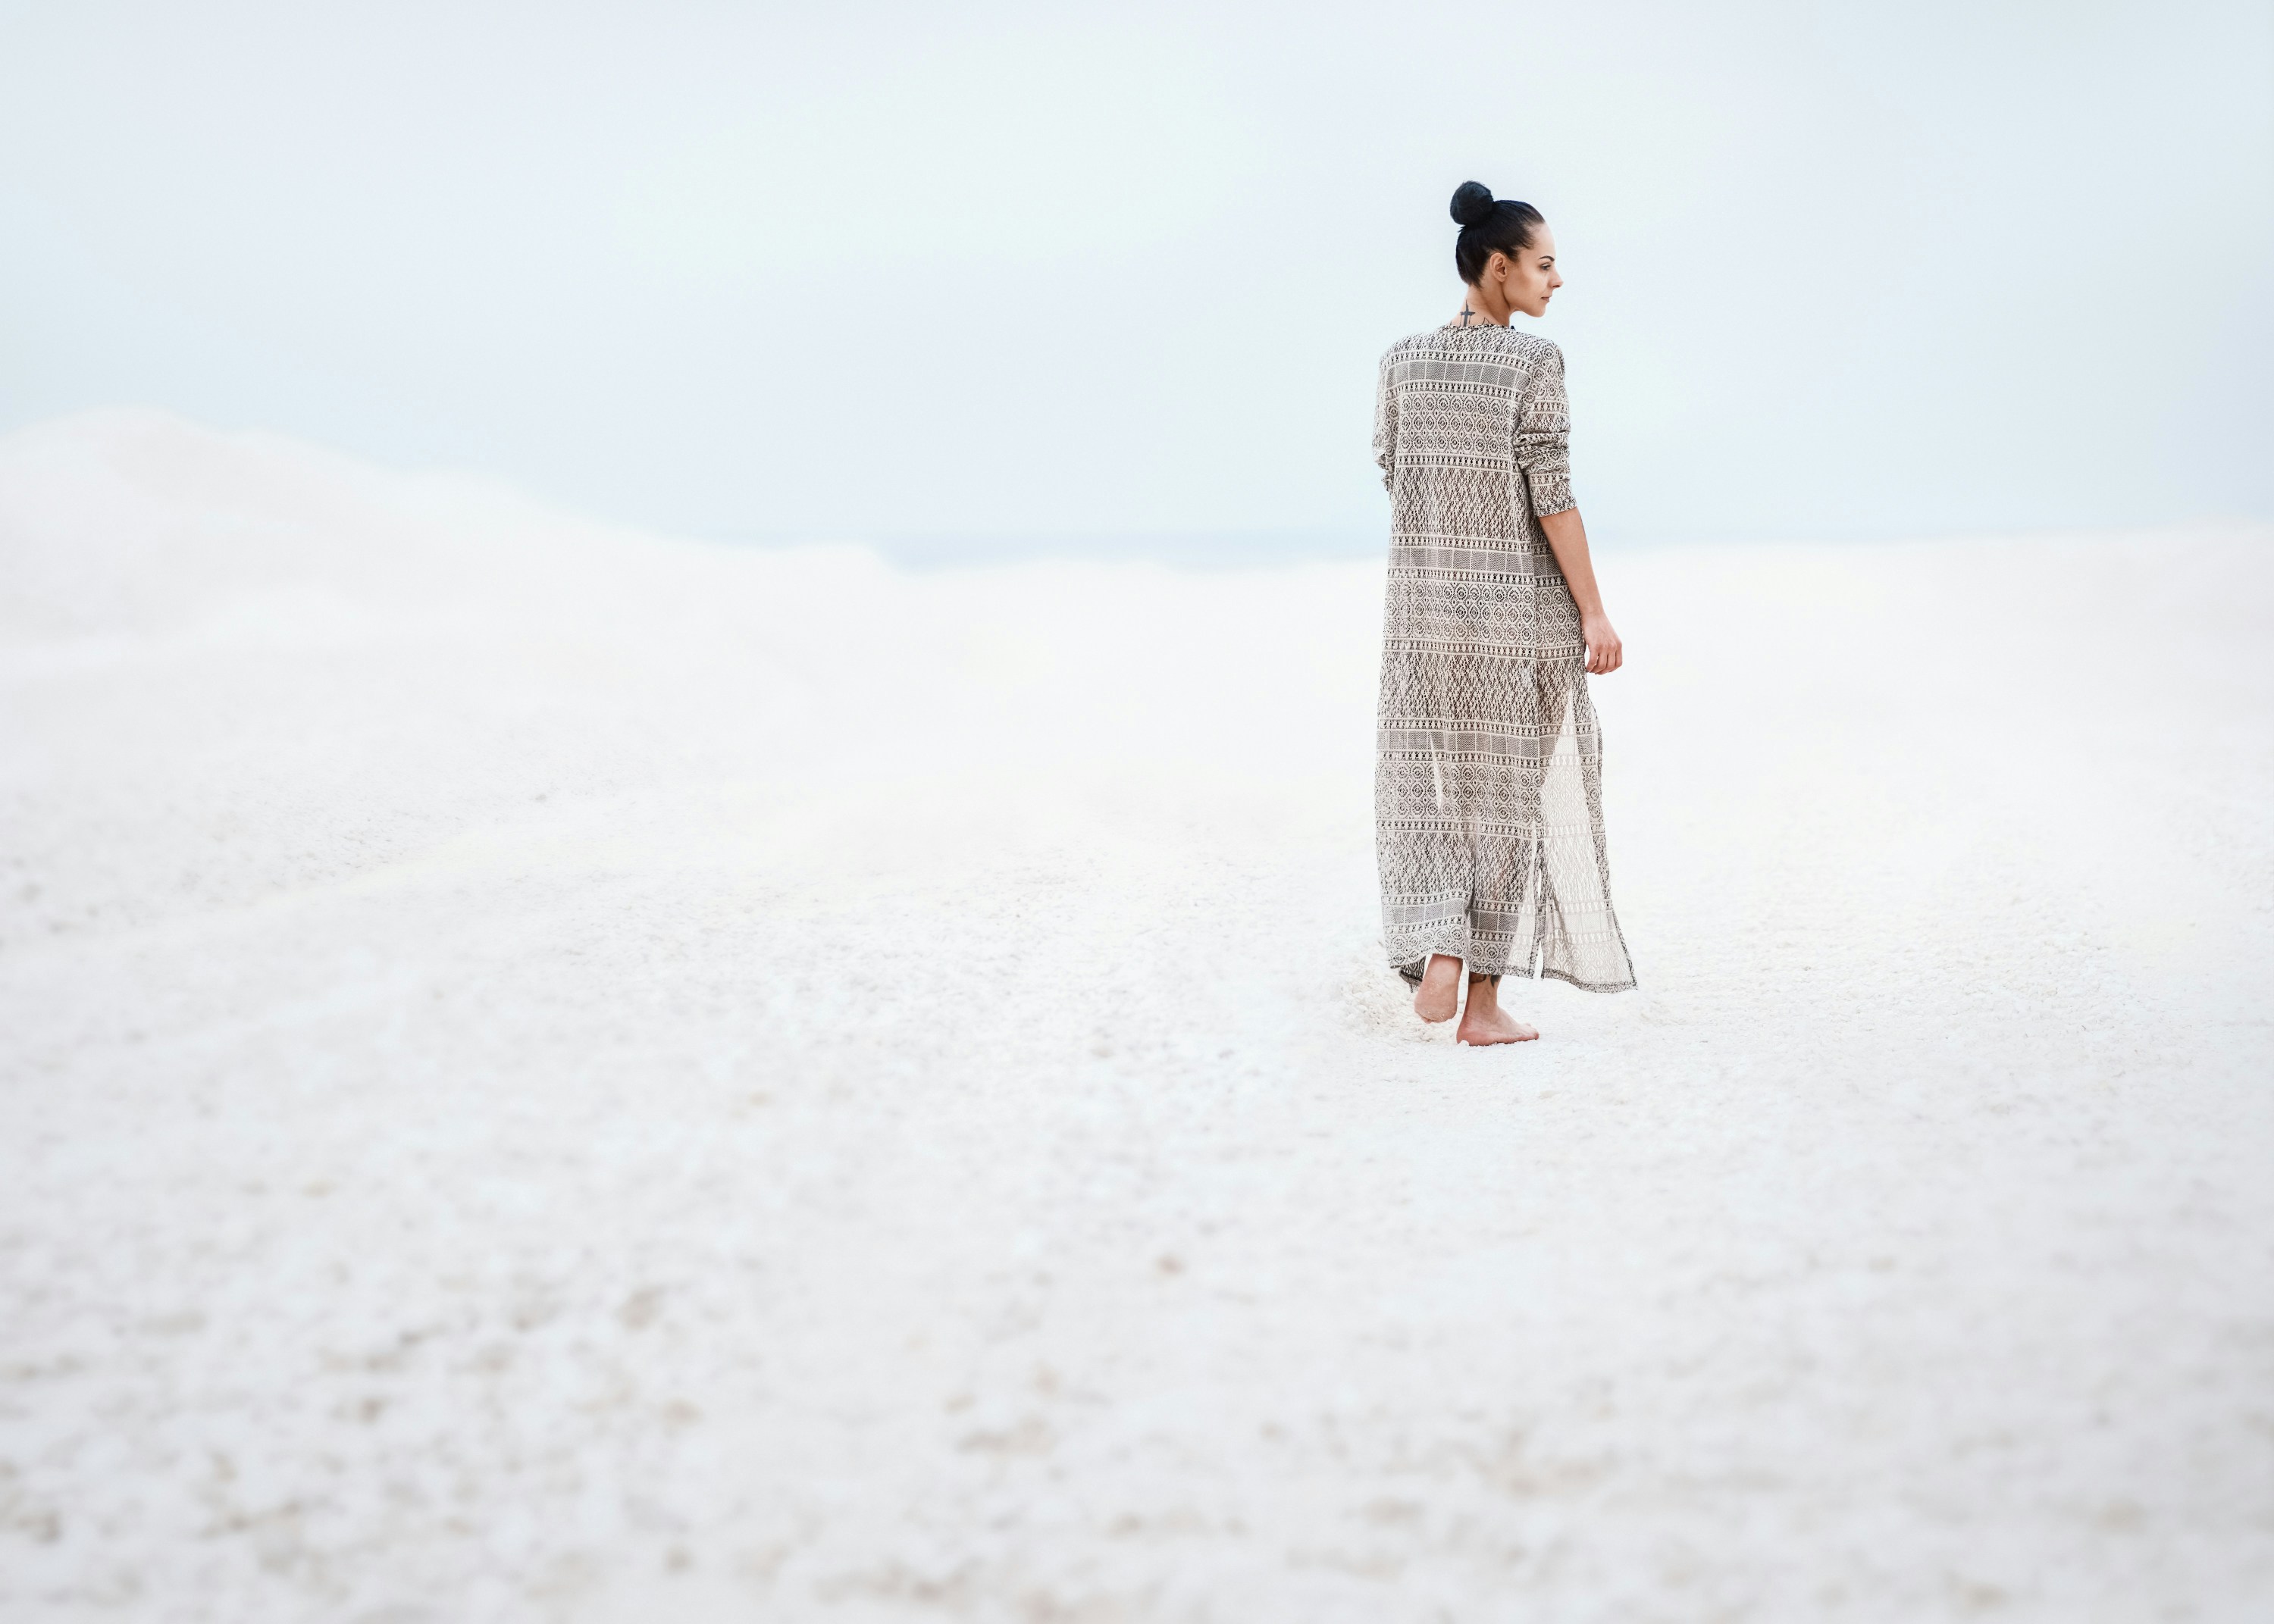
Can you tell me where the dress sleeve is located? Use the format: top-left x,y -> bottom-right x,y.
1514,343 -> 1576,517
1372,352 -> 1398,491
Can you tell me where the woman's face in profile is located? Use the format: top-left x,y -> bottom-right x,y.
1498,227 -> 1563,318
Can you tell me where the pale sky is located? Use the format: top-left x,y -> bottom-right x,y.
2,0 -> 2269,551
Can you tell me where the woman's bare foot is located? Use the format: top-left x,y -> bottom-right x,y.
1413,953 -> 1463,1022
1456,976 -> 1539,1045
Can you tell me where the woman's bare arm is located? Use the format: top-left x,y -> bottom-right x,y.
1539,508 -> 1622,674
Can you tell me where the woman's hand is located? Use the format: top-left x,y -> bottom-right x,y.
1537,509 -> 1622,677
1582,612 -> 1623,675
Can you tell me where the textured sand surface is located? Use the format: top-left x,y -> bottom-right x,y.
3,411 -> 2270,1622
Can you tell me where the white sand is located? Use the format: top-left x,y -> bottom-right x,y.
2,410 -> 2269,1622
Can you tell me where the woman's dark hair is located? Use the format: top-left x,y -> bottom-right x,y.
1451,180 -> 1544,285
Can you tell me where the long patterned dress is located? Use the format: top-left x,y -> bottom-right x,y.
1372,322 -> 1636,992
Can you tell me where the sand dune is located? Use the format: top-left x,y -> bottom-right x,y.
2,410 -> 2269,1622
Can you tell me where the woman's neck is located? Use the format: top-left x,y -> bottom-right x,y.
1449,291 -> 1511,328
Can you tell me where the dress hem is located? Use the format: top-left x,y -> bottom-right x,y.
1394,957 -> 1636,996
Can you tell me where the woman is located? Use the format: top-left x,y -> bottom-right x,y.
1372,180 -> 1637,1045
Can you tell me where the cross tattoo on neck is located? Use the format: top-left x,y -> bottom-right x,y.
1458,305 -> 1478,326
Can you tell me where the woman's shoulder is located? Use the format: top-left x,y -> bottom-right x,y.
1495,327 -> 1564,370
1379,329 -> 1437,366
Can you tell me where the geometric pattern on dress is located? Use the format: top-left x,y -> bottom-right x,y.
1372,322 -> 1637,993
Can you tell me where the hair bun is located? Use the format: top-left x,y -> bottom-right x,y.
1450,180 -> 1496,227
